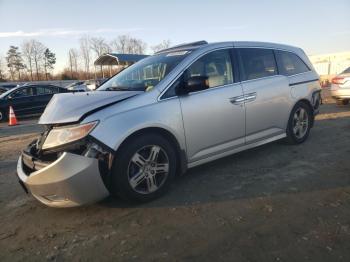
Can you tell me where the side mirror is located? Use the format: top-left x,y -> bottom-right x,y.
178,76 -> 209,95
7,95 -> 12,100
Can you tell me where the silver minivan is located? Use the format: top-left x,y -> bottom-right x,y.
17,41 -> 321,207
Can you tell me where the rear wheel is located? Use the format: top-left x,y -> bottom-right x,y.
336,99 -> 349,105
110,133 -> 177,202
286,102 -> 312,144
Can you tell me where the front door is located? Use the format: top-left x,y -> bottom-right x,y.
179,49 -> 246,163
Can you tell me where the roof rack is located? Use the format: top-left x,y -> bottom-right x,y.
156,40 -> 208,54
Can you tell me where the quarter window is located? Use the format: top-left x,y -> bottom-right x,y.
238,48 -> 277,81
275,50 -> 309,76
185,49 -> 234,88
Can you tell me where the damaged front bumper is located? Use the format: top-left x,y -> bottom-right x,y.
16,137 -> 111,208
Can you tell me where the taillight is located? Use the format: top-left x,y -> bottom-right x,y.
332,77 -> 345,85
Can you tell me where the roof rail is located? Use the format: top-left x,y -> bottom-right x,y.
156,40 -> 208,54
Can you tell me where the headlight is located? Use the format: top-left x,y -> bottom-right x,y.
42,121 -> 98,150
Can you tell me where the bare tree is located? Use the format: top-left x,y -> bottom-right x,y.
110,35 -> 129,53
0,56 -> 5,80
151,40 -> 171,53
21,40 -> 35,81
68,48 -> 79,79
79,35 -> 92,79
110,35 -> 147,54
90,37 -> 111,77
90,37 -> 111,58
31,40 -> 46,80
68,49 -> 74,79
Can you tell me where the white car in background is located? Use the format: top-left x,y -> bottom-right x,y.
66,81 -> 89,92
85,79 -> 108,91
331,67 -> 350,105
84,80 -> 96,91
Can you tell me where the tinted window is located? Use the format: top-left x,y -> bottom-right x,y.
185,49 -> 233,88
36,86 -> 58,95
238,48 -> 277,81
275,50 -> 309,76
11,87 -> 34,98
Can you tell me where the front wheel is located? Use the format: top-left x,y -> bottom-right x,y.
286,102 -> 312,144
0,110 -> 6,122
110,133 -> 177,202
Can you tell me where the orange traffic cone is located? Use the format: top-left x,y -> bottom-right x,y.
8,106 -> 18,126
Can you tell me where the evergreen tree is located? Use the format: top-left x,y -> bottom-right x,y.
6,46 -> 25,80
43,48 -> 56,80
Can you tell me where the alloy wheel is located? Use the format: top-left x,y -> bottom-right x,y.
127,145 -> 169,194
293,107 -> 309,139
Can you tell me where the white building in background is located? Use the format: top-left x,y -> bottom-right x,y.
309,51 -> 350,76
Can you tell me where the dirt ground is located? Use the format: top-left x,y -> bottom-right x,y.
0,95 -> 349,262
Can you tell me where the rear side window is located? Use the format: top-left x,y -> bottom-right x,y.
36,86 -> 58,95
238,48 -> 277,81
275,50 -> 310,76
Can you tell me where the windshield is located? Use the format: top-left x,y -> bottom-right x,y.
98,51 -> 190,92
0,87 -> 15,99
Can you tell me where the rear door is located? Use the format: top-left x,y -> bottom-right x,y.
33,86 -> 60,114
237,48 -> 290,144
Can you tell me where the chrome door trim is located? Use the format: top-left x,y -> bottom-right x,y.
229,95 -> 245,105
188,133 -> 286,168
244,92 -> 257,103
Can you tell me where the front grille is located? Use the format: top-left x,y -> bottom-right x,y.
22,150 -> 51,175
21,134 -> 89,175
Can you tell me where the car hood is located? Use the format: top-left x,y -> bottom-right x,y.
39,91 -> 142,124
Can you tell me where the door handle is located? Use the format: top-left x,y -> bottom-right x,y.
229,96 -> 245,105
244,92 -> 257,103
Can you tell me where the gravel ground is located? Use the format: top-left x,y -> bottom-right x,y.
0,97 -> 349,262
0,119 -> 43,138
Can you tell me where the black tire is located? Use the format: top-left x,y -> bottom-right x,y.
110,133 -> 177,203
336,99 -> 349,106
286,101 -> 312,144
0,110 -> 6,123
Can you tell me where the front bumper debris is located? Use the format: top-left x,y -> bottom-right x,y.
17,152 -> 109,208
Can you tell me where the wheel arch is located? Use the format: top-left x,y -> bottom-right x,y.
115,127 -> 188,175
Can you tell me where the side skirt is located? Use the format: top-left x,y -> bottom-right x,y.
187,133 -> 286,168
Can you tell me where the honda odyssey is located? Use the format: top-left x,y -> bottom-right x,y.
17,41 -> 321,207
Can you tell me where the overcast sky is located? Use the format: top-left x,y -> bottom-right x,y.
0,0 -> 349,72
